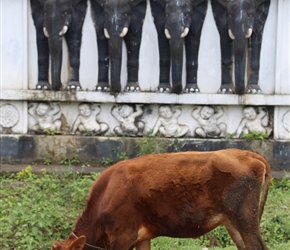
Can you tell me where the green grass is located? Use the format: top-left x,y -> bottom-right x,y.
0,167 -> 289,250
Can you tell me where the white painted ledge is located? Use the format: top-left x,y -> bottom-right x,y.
1,90 -> 290,106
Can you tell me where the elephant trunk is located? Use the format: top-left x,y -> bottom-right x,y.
108,38 -> 122,93
170,39 -> 183,94
48,37 -> 63,91
233,39 -> 247,95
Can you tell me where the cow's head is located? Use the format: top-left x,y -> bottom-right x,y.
52,234 -> 86,250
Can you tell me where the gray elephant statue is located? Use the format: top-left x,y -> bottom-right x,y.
30,0 -> 88,91
90,0 -> 147,93
150,0 -> 208,94
211,0 -> 271,94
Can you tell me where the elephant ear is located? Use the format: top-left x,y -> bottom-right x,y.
130,0 -> 147,33
38,0 -> 46,8
254,0 -> 270,34
70,0 -> 88,32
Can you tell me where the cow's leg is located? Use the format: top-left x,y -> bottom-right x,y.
224,220 -> 245,250
135,240 -> 151,250
109,238 -> 133,250
224,176 -> 267,249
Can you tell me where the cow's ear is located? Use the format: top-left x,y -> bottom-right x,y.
69,236 -> 86,250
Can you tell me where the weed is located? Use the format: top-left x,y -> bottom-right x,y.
242,131 -> 269,140
43,154 -> 52,165
16,166 -> 37,181
112,147 -> 129,161
60,154 -> 81,166
0,172 -> 289,249
170,139 -> 186,152
43,129 -> 58,136
101,157 -> 113,166
136,137 -> 169,156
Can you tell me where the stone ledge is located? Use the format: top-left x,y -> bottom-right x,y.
1,90 -> 290,106
0,135 -> 289,170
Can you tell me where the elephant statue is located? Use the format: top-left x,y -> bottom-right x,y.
30,0 -> 87,91
90,0 -> 147,93
150,0 -> 208,94
211,0 -> 271,94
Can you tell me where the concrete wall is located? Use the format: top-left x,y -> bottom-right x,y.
1,0 -> 289,169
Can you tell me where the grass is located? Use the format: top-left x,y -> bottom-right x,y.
0,167 -> 289,250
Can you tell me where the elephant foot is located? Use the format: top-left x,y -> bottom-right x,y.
246,84 -> 262,94
67,81 -> 82,91
184,83 -> 200,93
125,82 -> 140,92
218,84 -> 234,94
96,82 -> 110,92
156,83 -> 171,93
35,81 -> 51,90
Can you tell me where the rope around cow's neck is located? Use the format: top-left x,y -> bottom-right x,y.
71,232 -> 107,250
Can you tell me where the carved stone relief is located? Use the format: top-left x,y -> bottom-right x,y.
151,105 -> 189,138
72,103 -> 108,135
191,106 -> 227,138
282,110 -> 290,133
234,107 -> 272,138
23,104 -> 275,138
0,104 -> 20,133
28,102 -> 62,133
111,104 -> 144,136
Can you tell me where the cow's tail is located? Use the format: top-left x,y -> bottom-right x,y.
259,158 -> 272,221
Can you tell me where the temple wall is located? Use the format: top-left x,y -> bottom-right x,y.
1,0 -> 289,169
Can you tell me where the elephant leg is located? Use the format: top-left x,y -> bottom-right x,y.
124,31 -> 141,92
90,0 -> 110,92
150,0 -> 170,93
96,34 -> 110,92
211,0 -> 234,93
248,33 -> 263,94
248,0 -> 270,94
65,32 -> 83,91
65,0 -> 88,91
184,0 -> 208,93
123,1 -> 146,92
30,0 -> 50,90
184,33 -> 200,93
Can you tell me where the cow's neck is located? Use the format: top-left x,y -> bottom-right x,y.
74,217 -> 96,246
73,208 -> 108,249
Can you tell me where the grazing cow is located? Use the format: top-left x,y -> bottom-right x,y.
52,148 -> 271,250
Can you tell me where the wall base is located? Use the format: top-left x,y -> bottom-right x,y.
0,135 -> 289,170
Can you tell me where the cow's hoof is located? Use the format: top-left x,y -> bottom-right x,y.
35,81 -> 50,90
184,84 -> 199,93
247,85 -> 262,94
67,81 -> 82,91
218,84 -> 234,94
125,82 -> 140,92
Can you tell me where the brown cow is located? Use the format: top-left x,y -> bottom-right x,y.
52,148 -> 271,250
